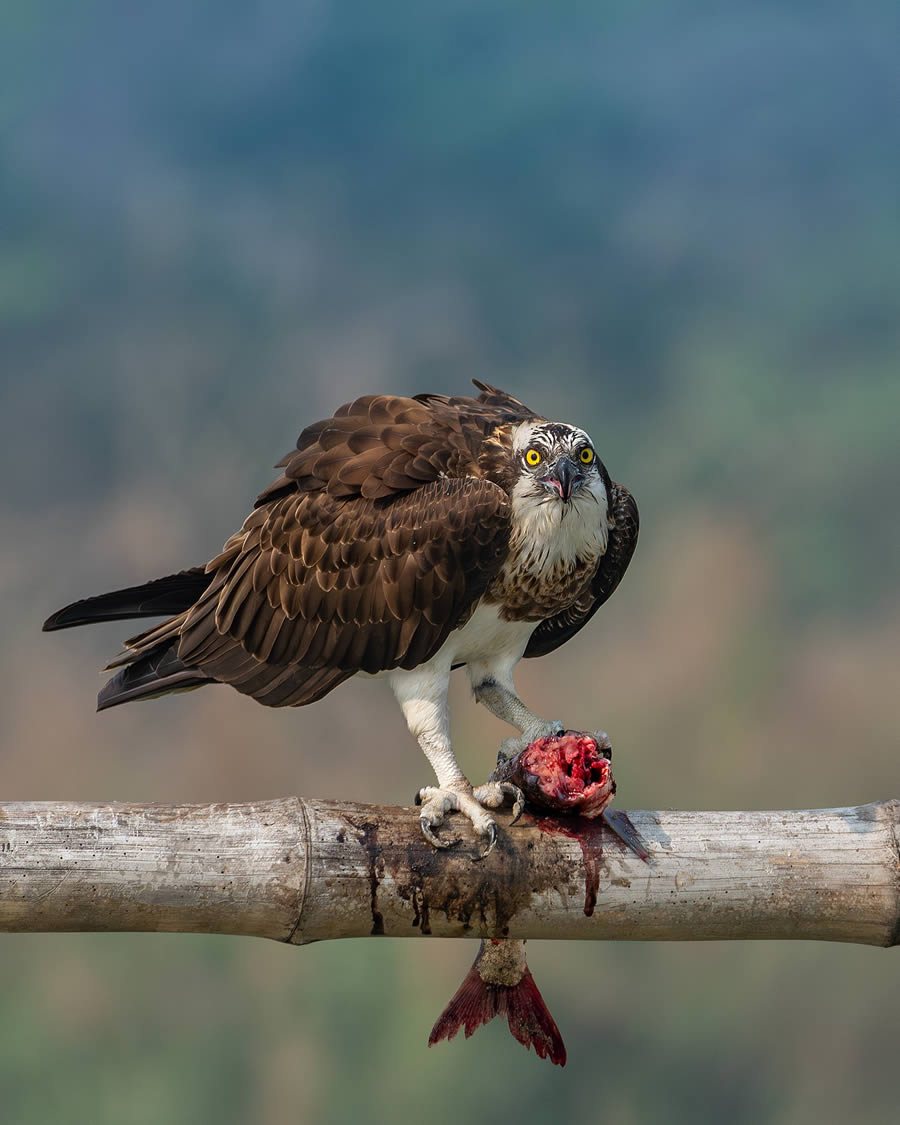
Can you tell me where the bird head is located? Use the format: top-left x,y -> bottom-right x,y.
511,420 -> 609,510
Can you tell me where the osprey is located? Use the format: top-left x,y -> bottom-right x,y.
44,382 -> 638,854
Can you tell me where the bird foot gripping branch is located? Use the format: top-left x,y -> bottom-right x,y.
428,730 -> 650,1066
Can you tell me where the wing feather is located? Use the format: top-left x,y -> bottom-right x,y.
112,384 -> 535,707
176,476 -> 511,701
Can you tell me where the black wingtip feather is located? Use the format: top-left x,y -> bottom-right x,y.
96,670 -> 213,711
42,570 -> 212,633
96,642 -> 214,711
42,599 -> 99,632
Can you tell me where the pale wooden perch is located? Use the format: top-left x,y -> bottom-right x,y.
0,799 -> 898,947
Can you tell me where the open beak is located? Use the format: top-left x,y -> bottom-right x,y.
542,457 -> 584,502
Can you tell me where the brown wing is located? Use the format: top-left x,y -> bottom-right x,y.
523,481 -> 639,660
172,478 -> 511,705
257,383 -> 535,505
118,384 -> 533,708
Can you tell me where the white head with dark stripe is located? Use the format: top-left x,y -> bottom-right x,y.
507,420 -> 611,568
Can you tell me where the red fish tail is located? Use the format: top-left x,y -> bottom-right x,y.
429,943 -> 566,1066
428,960 -> 502,1045
502,965 -> 566,1066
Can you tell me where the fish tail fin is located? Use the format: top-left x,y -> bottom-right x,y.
428,941 -> 566,1066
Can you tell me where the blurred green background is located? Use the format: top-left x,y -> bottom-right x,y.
2,1 -> 899,1122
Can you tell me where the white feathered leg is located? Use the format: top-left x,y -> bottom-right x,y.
391,663 -> 501,856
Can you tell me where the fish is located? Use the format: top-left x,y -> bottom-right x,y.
428,730 -> 650,1066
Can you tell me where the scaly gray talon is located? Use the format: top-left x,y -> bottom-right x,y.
497,720 -> 566,764
415,783 -> 503,854
472,779 -> 525,825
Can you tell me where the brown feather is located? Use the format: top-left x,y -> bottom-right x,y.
97,386 -> 554,709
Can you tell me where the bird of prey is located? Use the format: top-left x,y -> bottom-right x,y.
44,382 -> 638,854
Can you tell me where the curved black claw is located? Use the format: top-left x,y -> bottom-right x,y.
508,785 -> 526,825
420,817 -> 459,849
476,822 -> 498,860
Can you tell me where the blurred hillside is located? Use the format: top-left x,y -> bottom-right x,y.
1,3 -> 899,1124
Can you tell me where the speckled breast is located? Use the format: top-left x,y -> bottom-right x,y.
485,554 -> 598,622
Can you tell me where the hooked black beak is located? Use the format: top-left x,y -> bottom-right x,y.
542,457 -> 584,502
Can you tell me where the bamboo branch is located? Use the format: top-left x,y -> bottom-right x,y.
1,799 -> 898,947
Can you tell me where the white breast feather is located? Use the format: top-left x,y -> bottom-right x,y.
385,602 -> 536,692
508,474 -> 609,577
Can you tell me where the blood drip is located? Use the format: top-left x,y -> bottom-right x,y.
535,815 -> 607,916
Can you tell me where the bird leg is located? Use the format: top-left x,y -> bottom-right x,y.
470,669 -> 566,763
471,667 -> 613,771
392,670 -> 502,857
461,665 -> 563,820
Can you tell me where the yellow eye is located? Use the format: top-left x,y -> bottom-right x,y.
525,448 -> 542,467
579,446 -> 595,465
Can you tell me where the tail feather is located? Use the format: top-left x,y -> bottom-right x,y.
43,568 -> 211,632
96,641 -> 215,712
46,564 -> 350,713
